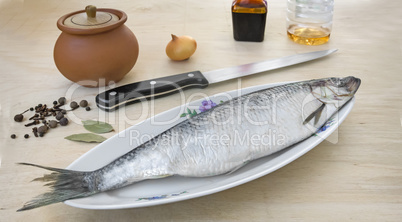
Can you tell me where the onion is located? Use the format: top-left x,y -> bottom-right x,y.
166,34 -> 197,61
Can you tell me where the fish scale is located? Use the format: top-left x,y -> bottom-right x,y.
17,76 -> 360,211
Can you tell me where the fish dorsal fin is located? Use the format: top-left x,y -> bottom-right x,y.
303,103 -> 325,125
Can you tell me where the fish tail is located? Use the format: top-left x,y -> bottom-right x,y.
17,162 -> 96,212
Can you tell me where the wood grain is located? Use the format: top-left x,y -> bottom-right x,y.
1,0 -> 401,221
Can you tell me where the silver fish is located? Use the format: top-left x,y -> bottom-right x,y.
18,76 -> 360,211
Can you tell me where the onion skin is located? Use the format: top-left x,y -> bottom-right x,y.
166,34 -> 197,61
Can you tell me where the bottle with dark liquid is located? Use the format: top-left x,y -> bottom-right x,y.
231,0 -> 267,42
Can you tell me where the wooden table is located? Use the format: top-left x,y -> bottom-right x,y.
1,0 -> 401,221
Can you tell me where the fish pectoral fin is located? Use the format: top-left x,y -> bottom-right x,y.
314,104 -> 325,125
303,103 -> 326,125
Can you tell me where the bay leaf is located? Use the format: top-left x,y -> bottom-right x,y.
65,133 -> 107,143
82,120 -> 114,134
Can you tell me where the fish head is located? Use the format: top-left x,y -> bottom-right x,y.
327,76 -> 361,95
310,76 -> 361,105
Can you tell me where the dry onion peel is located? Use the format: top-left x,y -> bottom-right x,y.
166,34 -> 197,61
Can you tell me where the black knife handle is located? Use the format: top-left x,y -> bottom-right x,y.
96,71 -> 209,112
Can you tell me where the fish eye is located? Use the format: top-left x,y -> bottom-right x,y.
331,77 -> 349,87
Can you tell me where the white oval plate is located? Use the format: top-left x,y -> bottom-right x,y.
65,81 -> 355,210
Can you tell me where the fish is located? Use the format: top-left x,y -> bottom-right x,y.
17,76 -> 361,211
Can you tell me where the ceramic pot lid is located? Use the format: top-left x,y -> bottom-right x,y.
63,5 -> 120,29
57,6 -> 127,35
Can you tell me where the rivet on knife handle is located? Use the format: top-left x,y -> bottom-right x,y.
96,71 -> 209,112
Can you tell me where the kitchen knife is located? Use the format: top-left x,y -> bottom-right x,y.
96,49 -> 337,111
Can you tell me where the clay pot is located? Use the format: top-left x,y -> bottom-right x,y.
54,6 -> 139,87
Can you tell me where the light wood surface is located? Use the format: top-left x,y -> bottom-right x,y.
1,0 -> 401,221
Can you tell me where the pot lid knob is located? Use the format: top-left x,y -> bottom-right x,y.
63,5 -> 119,29
86,5 -> 97,18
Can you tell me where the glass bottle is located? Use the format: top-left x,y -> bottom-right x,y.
232,0 -> 268,42
286,0 -> 334,45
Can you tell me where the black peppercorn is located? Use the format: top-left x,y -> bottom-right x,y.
49,120 -> 58,128
56,112 -> 64,120
14,109 -> 29,122
59,117 -> 69,126
58,97 -> 66,105
70,101 -> 79,109
38,125 -> 48,134
38,104 -> 42,108
11,134 -> 16,139
14,114 -> 24,122
85,107 -> 91,111
79,100 -> 88,107
24,134 -> 29,139
61,109 -> 67,114
30,107 -> 34,111
53,101 -> 58,105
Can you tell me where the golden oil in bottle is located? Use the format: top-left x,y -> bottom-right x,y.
287,25 -> 330,45
286,0 -> 334,45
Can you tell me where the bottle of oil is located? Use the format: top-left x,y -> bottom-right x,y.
286,0 -> 334,45
232,0 -> 267,42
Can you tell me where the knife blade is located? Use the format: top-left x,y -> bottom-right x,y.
96,49 -> 337,111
